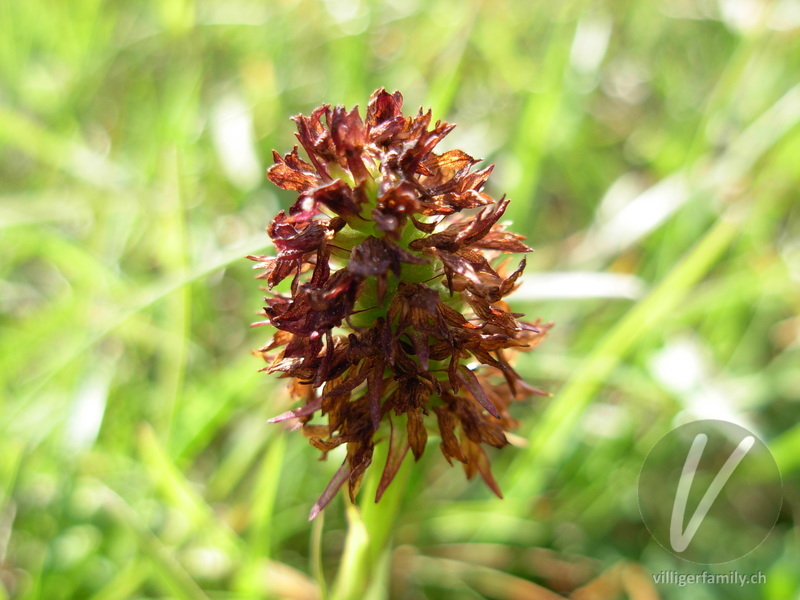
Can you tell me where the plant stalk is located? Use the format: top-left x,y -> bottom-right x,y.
330,441 -> 411,600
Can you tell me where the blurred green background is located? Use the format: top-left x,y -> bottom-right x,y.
2,0 -> 799,598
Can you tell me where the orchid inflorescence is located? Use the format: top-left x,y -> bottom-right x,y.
249,88 -> 551,519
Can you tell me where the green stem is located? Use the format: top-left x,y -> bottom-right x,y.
330,497 -> 370,600
330,442 -> 411,600
310,509 -> 329,600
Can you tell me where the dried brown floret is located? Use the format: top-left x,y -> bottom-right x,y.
251,88 -> 552,519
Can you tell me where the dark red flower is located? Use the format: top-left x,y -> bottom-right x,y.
250,89 -> 552,519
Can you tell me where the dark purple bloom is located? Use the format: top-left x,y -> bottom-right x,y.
250,89 -> 551,519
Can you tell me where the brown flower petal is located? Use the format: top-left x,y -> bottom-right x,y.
254,89 -> 550,518
407,409 -> 428,461
434,406 -> 466,465
292,105 -> 336,178
366,88 -> 405,143
309,460 -> 352,521
376,413 -> 411,501
269,146 -> 320,186
306,178 -> 362,218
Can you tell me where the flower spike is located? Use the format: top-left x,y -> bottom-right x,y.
251,89 -> 551,519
